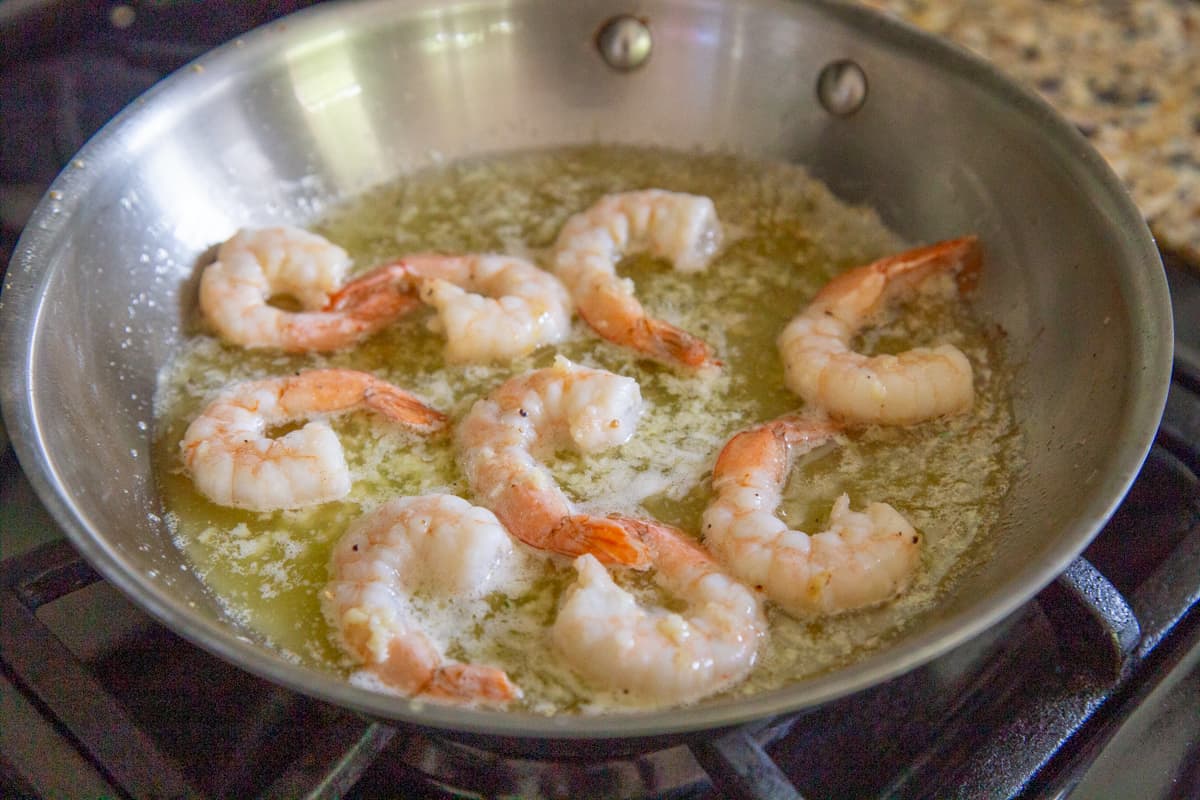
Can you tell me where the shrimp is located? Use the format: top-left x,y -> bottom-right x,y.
323,494 -> 521,705
457,356 -> 652,568
180,369 -> 445,511
199,227 -> 420,352
777,236 -> 982,425
553,190 -> 723,369
551,518 -> 765,707
327,253 -> 572,363
702,415 -> 922,618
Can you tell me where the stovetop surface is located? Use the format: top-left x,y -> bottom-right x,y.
1,4 -> 1199,799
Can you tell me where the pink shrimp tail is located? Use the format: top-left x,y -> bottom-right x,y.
426,664 -> 522,704
714,415 -> 840,486
363,384 -> 447,432
577,305 -> 720,370
373,639 -> 519,705
603,514 -> 710,564
551,514 -> 653,569
634,317 -> 721,369
324,261 -> 421,314
814,235 -> 982,323
771,414 -> 841,448
874,234 -> 981,293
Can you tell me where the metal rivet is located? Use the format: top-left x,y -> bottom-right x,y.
109,4 -> 136,29
596,15 -> 653,72
816,59 -> 868,117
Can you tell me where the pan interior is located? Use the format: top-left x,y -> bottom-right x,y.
0,0 -> 1169,738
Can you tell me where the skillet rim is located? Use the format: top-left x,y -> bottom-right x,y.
0,0 -> 1173,740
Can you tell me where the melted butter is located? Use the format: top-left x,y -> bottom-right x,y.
154,145 -> 1023,712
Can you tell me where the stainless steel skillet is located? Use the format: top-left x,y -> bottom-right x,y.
0,0 -> 1171,753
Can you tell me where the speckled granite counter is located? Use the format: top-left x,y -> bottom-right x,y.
857,0 -> 1200,264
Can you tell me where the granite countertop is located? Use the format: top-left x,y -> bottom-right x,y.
858,0 -> 1200,265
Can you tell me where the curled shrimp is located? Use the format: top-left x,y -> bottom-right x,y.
551,518 -> 765,707
323,494 -> 521,706
327,253 -> 572,363
199,227 -> 419,352
702,415 -> 922,618
457,356 -> 652,568
180,369 -> 445,511
777,236 -> 982,425
553,190 -> 723,369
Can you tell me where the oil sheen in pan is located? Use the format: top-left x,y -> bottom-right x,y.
152,144 -> 1022,714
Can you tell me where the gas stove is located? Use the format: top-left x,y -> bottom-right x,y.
1,4 -> 1198,799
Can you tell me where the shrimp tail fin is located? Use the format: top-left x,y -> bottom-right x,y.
554,515 -> 652,569
603,514 -> 709,564
714,415 -> 840,492
323,261 -> 422,325
427,664 -> 522,705
348,291 -> 424,323
774,414 -> 841,451
877,235 -> 983,296
324,262 -> 412,310
634,318 -> 721,369
364,385 -> 448,431
317,261 -> 423,339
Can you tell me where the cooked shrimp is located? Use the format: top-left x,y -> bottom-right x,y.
457,356 -> 651,568
703,415 -> 922,618
777,236 -> 982,425
552,518 -> 765,706
199,226 -> 419,351
323,494 -> 521,705
553,190 -> 722,369
180,369 -> 445,511
326,253 -> 572,363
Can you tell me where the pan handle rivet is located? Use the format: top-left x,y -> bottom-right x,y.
817,59 -> 868,117
110,4 -> 136,29
596,15 -> 652,72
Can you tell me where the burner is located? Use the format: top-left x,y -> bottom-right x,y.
370,720 -> 796,800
